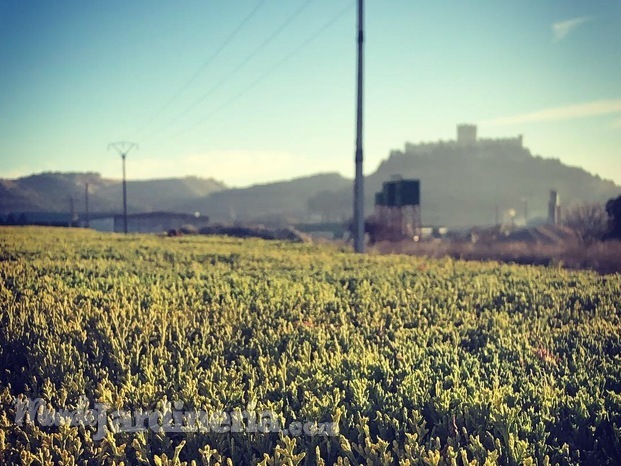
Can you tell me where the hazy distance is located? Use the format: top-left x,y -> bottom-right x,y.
1,0 -> 620,186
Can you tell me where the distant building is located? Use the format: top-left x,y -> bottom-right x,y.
88,216 -> 114,232
2,212 -> 77,227
400,124 -> 523,156
1,211 -> 207,233
457,124 -> 477,145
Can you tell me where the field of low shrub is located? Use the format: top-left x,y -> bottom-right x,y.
0,227 -> 620,464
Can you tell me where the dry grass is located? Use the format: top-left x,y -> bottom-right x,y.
373,239 -> 621,274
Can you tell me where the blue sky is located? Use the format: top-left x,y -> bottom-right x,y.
1,0 -> 620,186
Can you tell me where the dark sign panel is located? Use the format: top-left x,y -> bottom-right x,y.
376,179 -> 420,207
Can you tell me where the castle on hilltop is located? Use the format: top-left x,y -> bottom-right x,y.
400,125 -> 523,156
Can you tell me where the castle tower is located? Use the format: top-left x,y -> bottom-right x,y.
457,124 -> 477,145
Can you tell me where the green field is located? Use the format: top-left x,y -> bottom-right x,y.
1,227 -> 620,465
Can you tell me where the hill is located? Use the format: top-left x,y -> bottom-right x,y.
369,140 -> 620,227
0,172 -> 226,214
2,129 -> 619,227
175,173 -> 351,223
179,131 -> 619,227
304,136 -> 620,228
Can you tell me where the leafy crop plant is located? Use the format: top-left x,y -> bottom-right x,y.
0,227 -> 620,464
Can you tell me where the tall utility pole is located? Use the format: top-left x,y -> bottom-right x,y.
84,183 -> 90,228
353,0 -> 365,253
108,142 -> 138,234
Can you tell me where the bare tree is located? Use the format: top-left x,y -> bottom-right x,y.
563,203 -> 609,244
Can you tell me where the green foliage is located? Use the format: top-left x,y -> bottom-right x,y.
1,226 -> 620,464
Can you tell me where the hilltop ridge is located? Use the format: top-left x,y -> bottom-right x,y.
366,125 -> 618,226
2,126 -> 619,227
0,172 -> 226,214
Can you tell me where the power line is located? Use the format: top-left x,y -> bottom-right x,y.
166,2 -> 355,142
144,0 -> 315,142
132,0 -> 269,139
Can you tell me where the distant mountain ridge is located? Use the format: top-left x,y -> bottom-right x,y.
174,173 -> 352,224
0,172 -> 226,214
2,132 -> 619,227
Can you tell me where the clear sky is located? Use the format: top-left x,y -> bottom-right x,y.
1,0 -> 620,187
